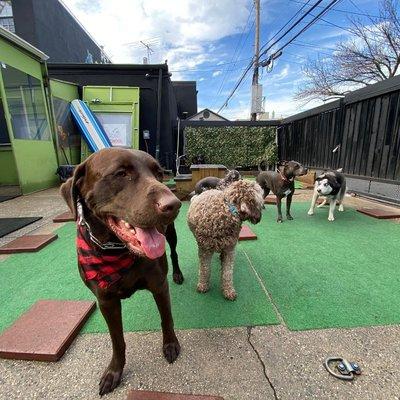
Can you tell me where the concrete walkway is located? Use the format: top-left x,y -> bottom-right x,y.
1,187 -> 400,399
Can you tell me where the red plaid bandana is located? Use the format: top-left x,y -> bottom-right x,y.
76,224 -> 136,289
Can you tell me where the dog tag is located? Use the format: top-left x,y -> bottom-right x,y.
284,189 -> 291,196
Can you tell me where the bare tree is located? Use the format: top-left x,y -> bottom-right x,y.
295,0 -> 400,103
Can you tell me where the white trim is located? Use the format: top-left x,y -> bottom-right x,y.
0,25 -> 48,61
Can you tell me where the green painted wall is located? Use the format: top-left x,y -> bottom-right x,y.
0,147 -> 19,185
81,86 -> 140,161
0,36 -> 58,194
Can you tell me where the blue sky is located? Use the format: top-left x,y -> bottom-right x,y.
64,0 -> 386,119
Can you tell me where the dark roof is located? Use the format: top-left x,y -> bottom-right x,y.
47,62 -> 169,72
188,108 -> 229,121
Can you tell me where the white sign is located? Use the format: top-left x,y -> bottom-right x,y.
103,124 -> 128,146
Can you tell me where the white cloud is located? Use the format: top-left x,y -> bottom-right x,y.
212,70 -> 222,77
270,64 -> 290,81
63,0 -> 251,75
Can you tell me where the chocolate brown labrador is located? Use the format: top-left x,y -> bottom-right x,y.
60,148 -> 182,396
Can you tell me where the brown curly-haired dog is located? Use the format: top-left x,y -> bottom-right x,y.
187,180 -> 264,300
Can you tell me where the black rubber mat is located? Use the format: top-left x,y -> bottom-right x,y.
0,217 -> 42,238
0,195 -> 20,203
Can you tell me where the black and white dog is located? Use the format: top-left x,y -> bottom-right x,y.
307,169 -> 346,221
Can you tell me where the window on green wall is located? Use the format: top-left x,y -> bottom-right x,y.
1,64 -> 50,141
52,97 -> 80,149
0,98 -> 10,144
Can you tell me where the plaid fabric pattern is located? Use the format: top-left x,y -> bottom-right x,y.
76,224 -> 135,289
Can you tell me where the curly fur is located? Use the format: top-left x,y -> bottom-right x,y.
187,180 -> 264,300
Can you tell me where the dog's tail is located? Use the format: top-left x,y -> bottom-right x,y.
336,167 -> 343,173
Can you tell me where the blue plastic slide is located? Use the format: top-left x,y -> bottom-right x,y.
70,99 -> 112,152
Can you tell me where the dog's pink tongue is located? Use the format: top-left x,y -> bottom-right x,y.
134,227 -> 166,260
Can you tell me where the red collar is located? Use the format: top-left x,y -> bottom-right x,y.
76,223 -> 135,289
279,170 -> 293,183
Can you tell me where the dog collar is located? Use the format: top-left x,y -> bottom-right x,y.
224,199 -> 239,217
77,200 -> 126,250
279,170 -> 293,183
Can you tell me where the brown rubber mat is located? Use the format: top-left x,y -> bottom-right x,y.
264,195 -> 277,204
238,225 -> 257,241
0,300 -> 96,361
127,390 -> 224,400
53,211 -> 74,223
357,208 -> 400,219
0,234 -> 58,254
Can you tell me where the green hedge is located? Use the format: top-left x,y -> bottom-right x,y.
184,126 -> 277,168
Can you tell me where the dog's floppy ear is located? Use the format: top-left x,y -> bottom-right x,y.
59,161 -> 87,220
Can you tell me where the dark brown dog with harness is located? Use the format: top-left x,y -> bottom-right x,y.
60,148 -> 182,396
256,160 -> 308,223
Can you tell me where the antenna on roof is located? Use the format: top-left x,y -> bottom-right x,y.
140,41 -> 154,63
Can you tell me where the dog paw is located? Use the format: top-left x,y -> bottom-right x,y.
328,216 -> 335,221
338,205 -> 344,212
277,218 -> 283,223
173,272 -> 184,285
197,283 -> 209,293
99,367 -> 123,396
287,215 -> 293,220
163,339 -> 181,363
223,289 -> 237,301
307,210 -> 314,216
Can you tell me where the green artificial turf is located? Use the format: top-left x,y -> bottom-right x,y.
244,201 -> 400,330
2,201 -> 399,333
0,203 -> 278,333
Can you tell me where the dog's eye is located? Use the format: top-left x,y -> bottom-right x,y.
115,170 -> 127,178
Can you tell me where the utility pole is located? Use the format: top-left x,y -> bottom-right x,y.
250,0 -> 260,121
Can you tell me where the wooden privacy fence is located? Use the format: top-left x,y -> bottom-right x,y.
278,75 -> 400,184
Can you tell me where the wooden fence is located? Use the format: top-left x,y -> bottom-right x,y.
278,75 -> 400,183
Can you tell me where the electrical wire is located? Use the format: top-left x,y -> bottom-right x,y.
217,0 -> 326,112
260,0 -> 313,52
289,0 -> 382,19
262,0 -> 340,58
259,0 -> 326,56
211,4 -> 255,108
217,0 -> 343,112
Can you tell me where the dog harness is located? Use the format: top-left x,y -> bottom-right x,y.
76,201 -> 136,289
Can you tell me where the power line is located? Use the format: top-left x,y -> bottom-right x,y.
262,0 -> 340,59
211,4 -> 255,108
217,0 -> 328,111
289,0 -> 382,19
262,0 -> 313,49
169,58 -> 251,73
217,0 -> 343,113
260,0 -> 326,55
217,60 -> 254,112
